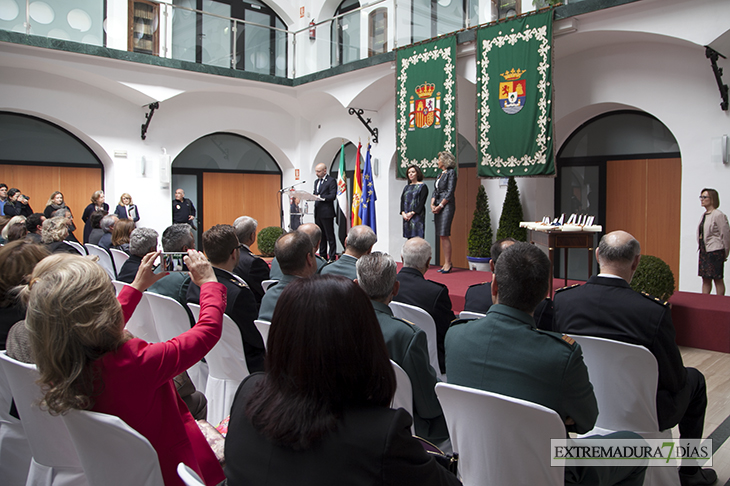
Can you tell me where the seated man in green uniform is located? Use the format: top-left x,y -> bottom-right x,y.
445,242 -> 646,486
269,223 -> 327,280
355,252 -> 448,446
320,225 -> 377,280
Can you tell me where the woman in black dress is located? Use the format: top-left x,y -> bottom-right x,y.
81,190 -> 109,244
431,152 -> 457,273
400,165 -> 428,239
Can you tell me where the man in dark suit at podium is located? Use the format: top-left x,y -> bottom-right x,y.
313,163 -> 337,261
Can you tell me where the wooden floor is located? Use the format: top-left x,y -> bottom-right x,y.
679,346 -> 730,485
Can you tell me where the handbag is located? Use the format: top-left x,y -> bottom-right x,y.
416,436 -> 459,476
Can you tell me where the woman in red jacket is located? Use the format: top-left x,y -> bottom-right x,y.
24,250 -> 226,486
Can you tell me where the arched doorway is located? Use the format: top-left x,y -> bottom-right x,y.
172,132 -> 282,252
0,112 -> 104,239
556,110 -> 681,283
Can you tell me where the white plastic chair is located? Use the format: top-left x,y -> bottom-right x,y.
61,409 -> 164,486
568,334 -> 680,486
66,240 -> 86,255
146,292 -> 208,391
114,285 -> 159,343
85,244 -> 116,280
188,303 -> 250,427
177,462 -> 205,486
109,248 -> 130,275
458,311 -> 486,320
261,279 -> 278,293
254,319 -> 271,349
0,352 -> 32,486
0,352 -> 88,486
435,382 -> 564,486
389,301 -> 444,381
390,360 -> 414,434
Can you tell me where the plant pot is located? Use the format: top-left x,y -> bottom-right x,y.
467,256 -> 491,272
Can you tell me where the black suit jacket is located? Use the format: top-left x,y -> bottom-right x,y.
553,275 -> 687,430
116,255 -> 143,283
187,267 -> 265,373
313,175 -> 337,219
233,246 -> 270,305
394,267 -> 455,374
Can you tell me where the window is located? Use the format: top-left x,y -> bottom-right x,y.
332,0 -> 360,67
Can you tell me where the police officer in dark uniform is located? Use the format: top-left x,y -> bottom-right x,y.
172,188 -> 196,228
553,230 -> 715,486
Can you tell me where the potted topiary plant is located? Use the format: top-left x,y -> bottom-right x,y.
467,185 -> 493,271
257,226 -> 285,257
496,176 -> 527,242
629,255 -> 675,301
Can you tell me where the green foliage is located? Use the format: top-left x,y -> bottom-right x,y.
468,185 -> 493,257
630,255 -> 675,301
496,177 -> 527,242
257,226 -> 285,257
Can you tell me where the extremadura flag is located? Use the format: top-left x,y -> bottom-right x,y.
477,10 -> 555,177
396,35 -> 457,179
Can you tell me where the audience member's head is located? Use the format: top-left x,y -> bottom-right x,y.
100,214 -> 118,234
6,222 -> 27,242
274,231 -> 315,276
23,253 -> 124,413
0,184 -> 7,198
47,191 -> 64,207
489,237 -> 517,272
41,217 -> 69,244
701,188 -> 720,209
356,252 -> 398,303
89,210 -> 107,230
596,230 -> 641,282
26,213 -> 45,235
129,227 -> 159,257
118,193 -> 134,206
51,208 -> 73,222
161,224 -> 195,252
111,219 -> 135,247
2,215 -> 26,241
7,188 -> 20,201
0,216 -> 10,235
90,190 -> 105,205
0,240 -> 49,307
345,225 -> 377,257
493,242 -> 550,314
246,275 -> 395,450
233,216 -> 257,248
202,224 -> 239,267
401,237 -> 432,273
297,223 -> 322,250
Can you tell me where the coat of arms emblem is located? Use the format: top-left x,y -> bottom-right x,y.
499,68 -> 527,115
409,82 -> 442,131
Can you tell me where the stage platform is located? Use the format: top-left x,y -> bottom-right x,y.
422,264 -> 730,354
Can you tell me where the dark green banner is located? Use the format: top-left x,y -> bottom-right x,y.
396,36 -> 457,179
477,11 -> 554,177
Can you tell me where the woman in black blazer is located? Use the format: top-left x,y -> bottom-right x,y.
431,151 -> 457,273
224,275 -> 461,486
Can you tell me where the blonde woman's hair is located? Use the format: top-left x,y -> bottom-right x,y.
22,254 -> 124,414
41,217 -> 69,244
1,215 -> 26,240
118,193 -> 133,206
45,191 -> 64,207
91,190 -> 104,204
438,151 -> 456,169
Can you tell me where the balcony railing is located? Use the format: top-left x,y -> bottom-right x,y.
0,0 -> 580,79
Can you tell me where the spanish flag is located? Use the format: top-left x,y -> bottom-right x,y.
351,142 -> 363,227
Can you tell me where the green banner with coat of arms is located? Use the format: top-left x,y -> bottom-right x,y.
396,35 -> 457,179
477,10 -> 554,177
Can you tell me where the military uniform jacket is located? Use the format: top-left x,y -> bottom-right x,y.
257,274 -> 299,322
445,304 -> 598,434
553,275 -> 687,428
233,245 -> 271,305
320,254 -> 358,280
187,267 -> 265,373
269,255 -> 326,280
394,267 -> 455,373
372,301 -> 448,444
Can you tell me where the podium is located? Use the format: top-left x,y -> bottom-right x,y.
529,229 -> 595,297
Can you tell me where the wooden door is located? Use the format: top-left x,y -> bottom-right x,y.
0,164 -> 103,238
440,166 -> 481,269
202,172 -> 282,254
606,158 -> 681,286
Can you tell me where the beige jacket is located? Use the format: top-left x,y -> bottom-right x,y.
697,209 -> 730,257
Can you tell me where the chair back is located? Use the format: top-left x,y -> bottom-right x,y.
388,301 -> 443,380
146,292 -> 207,391
0,353 -> 32,486
458,311 -> 486,320
61,409 -> 164,486
261,279 -> 278,293
109,249 -> 129,275
122,291 -> 159,343
435,382 -> 564,486
177,462 -> 205,486
254,320 -> 271,349
188,303 -> 250,427
0,352 -> 88,485
568,335 -> 660,434
390,360 -> 414,433
85,244 -> 116,280
66,240 -> 87,255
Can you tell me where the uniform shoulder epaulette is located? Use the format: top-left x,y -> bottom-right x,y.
536,329 -> 578,348
230,278 -> 248,288
467,281 -> 490,288
555,283 -> 580,293
561,334 -> 576,345
640,291 -> 669,307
